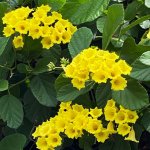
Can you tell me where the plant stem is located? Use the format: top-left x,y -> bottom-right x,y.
0,64 -> 12,71
9,75 -> 31,89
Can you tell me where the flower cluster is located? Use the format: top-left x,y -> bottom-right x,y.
64,47 -> 132,90
2,5 -> 77,49
32,99 -> 139,150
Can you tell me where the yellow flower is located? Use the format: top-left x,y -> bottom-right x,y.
71,78 -> 85,90
75,130 -> 83,139
74,115 -> 88,130
2,11 -> 16,25
33,9 -> 47,20
64,64 -> 76,78
51,11 -> 62,20
86,119 -> 102,134
55,22 -> 65,34
15,6 -> 33,19
46,134 -> 62,148
42,16 -> 55,26
106,121 -> 117,134
75,70 -> 89,81
105,52 -> 119,60
117,123 -> 131,136
92,70 -> 108,83
89,107 -> 103,118
65,109 -> 78,122
13,35 -> 24,48
147,30 -> 150,39
72,104 -> 84,112
36,137 -> 49,150
65,123 -> 79,139
3,26 -> 15,37
58,19 -> 70,28
89,61 -> 102,73
125,127 -> 139,143
67,24 -> 77,34
61,31 -> 71,44
81,108 -> 90,116
119,105 -> 127,112
118,60 -> 132,75
82,48 -> 97,58
108,65 -> 121,79
55,117 -> 67,132
51,29 -> 62,44
110,76 -> 127,91
94,128 -> 109,143
29,25 -> 42,39
104,59 -> 116,68
105,99 -> 116,108
49,127 -> 58,135
32,126 -> 40,139
104,107 -> 117,121
37,4 -> 51,13
115,110 -> 127,124
38,123 -> 51,137
29,18 -> 41,26
41,26 -> 53,37
59,101 -> 72,112
15,20 -> 29,34
41,37 -> 54,49
126,110 -> 139,123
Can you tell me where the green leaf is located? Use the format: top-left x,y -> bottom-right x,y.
139,51 -> 150,66
96,83 -> 112,107
145,0 -> 150,8
0,79 -> 8,91
68,27 -> 93,58
112,79 -> 149,110
7,0 -> 23,8
41,45 -> 61,61
0,37 -> 10,56
121,15 -> 150,35
0,95 -> 24,128
0,2 -> 8,36
0,37 -> 14,79
112,135 -> 131,150
38,0 -> 66,11
0,133 -> 26,150
73,93 -> 94,108
33,58 -> 53,74
120,37 -> 150,64
60,0 -> 110,25
21,36 -> 43,59
79,133 -> 95,150
141,111 -> 150,132
130,51 -> 150,81
17,63 -> 32,74
102,4 -> 124,49
30,75 -> 57,107
23,90 -> 56,123
96,16 -> 106,33
125,1 -> 142,21
55,74 -> 94,101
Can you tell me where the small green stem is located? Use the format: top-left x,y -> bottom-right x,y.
55,67 -> 63,70
0,64 -> 12,71
95,36 -> 124,43
9,75 -> 31,89
7,88 -> 11,95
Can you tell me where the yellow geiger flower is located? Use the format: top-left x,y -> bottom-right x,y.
2,5 -> 77,49
64,47 -> 131,90
13,35 -> 24,48
32,101 -> 139,149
